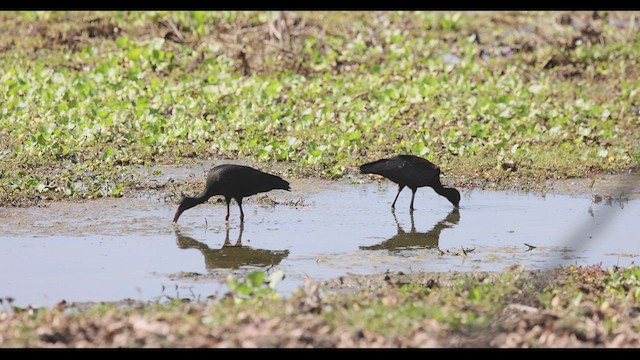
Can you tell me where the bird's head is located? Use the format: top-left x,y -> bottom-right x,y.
173,196 -> 194,223
446,188 -> 461,208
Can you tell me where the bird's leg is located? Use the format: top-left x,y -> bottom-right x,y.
224,196 -> 231,222
391,185 -> 405,208
410,188 -> 417,210
236,197 -> 244,222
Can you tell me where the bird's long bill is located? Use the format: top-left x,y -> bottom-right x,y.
172,205 -> 184,223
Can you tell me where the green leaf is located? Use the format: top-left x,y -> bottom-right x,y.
247,271 -> 266,289
231,284 -> 249,297
127,48 -> 142,60
226,275 -> 238,292
344,131 -> 361,141
411,141 -> 426,155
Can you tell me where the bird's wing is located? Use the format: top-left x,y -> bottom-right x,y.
395,156 -> 440,185
401,155 -> 440,172
212,165 -> 289,197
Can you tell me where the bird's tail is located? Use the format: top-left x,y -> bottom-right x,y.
359,159 -> 388,175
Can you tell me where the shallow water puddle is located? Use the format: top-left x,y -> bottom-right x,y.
1,179 -> 639,307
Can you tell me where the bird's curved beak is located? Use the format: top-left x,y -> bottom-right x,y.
173,206 -> 184,223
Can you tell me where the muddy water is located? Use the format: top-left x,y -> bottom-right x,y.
1,168 -> 639,307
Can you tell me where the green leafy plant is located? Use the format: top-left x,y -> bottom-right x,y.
225,270 -> 285,303
0,11 -> 638,205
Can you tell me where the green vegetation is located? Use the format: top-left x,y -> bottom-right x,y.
1,265 -> 639,347
226,270 -> 284,303
1,11 -> 638,205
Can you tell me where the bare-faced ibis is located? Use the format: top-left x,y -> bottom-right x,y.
360,155 -> 460,209
172,164 -> 290,223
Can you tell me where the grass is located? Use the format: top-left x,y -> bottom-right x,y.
1,11 -> 639,205
1,265 -> 639,347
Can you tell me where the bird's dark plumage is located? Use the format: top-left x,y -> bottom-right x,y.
360,155 -> 460,208
173,164 -> 290,223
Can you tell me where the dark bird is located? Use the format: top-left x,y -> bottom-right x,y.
360,155 -> 460,209
172,164 -> 291,223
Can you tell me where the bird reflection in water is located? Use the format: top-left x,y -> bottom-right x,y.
174,224 -> 289,269
360,208 -> 460,252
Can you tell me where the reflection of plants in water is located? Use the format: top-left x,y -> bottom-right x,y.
360,208 -> 460,252
588,194 -> 629,218
174,224 -> 289,269
155,283 -> 202,303
226,270 -> 285,303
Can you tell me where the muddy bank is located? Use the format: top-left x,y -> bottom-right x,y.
548,171 -> 640,201
139,160 -> 640,200
2,265 -> 639,348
